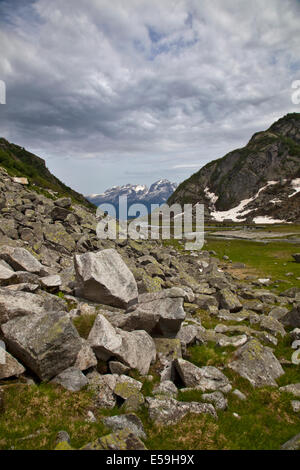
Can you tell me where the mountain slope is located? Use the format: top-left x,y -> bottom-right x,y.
169,113 -> 300,223
0,138 -> 95,209
87,179 -> 177,217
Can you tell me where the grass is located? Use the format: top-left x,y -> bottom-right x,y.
0,383 -> 111,450
73,314 -> 97,339
205,238 -> 300,293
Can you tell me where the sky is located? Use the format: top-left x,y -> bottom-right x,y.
0,0 -> 299,195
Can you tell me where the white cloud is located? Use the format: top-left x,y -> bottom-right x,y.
0,0 -> 299,193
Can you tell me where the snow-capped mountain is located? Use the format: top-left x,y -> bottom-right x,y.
87,179 -> 177,218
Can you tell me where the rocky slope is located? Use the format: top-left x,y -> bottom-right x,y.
169,113 -> 300,223
0,164 -> 300,450
87,179 -> 177,218
0,138 -> 95,209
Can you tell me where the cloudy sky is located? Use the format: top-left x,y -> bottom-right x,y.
0,0 -> 299,195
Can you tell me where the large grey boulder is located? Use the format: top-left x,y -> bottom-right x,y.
0,263 -> 14,285
175,358 -> 231,393
74,249 -> 138,309
0,246 -> 47,275
228,338 -> 284,387
51,367 -> 88,392
1,311 -> 82,381
86,371 -> 117,409
281,433 -> 300,450
88,314 -> 156,375
146,397 -> 217,425
0,288 -> 66,324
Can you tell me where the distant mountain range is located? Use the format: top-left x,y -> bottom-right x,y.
87,179 -> 177,218
169,113 -> 300,224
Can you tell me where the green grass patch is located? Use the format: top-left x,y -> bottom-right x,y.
73,314 -> 97,339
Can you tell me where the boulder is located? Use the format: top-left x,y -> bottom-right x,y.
0,246 -> 46,275
153,380 -> 178,398
51,367 -> 88,392
202,391 -> 228,411
83,429 -> 146,450
124,296 -> 186,337
102,414 -> 146,440
0,347 -> 25,379
279,383 -> 300,397
0,288 -> 66,324
146,397 -> 217,425
74,249 -> 138,309
281,305 -> 300,328
86,372 -> 117,409
39,275 -> 62,291
0,263 -> 14,285
74,339 -> 97,371
228,338 -> 284,387
175,359 -> 231,393
217,288 -> 242,312
88,314 -> 156,375
54,197 -> 72,208
281,433 -> 300,450
1,310 -> 82,380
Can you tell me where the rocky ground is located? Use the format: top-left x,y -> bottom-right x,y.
0,166 -> 300,450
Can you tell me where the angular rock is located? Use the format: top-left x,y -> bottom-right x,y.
0,347 -> 25,379
1,310 -> 81,380
113,375 -> 143,400
202,391 -> 228,410
0,288 -> 66,324
51,367 -> 88,392
86,371 -> 117,409
74,339 -> 97,371
103,414 -> 146,439
54,197 -> 72,208
88,314 -> 156,375
125,296 -> 185,337
279,383 -> 300,397
146,397 -> 217,425
39,275 -> 62,291
217,288 -> 242,312
281,305 -> 300,328
175,358 -> 231,393
121,393 -> 145,412
0,246 -> 46,275
228,338 -> 284,387
153,380 -> 178,398
0,263 -> 14,285
83,429 -> 146,450
259,316 -> 286,337
74,249 -> 138,309
281,433 -> 300,450
109,361 -> 130,375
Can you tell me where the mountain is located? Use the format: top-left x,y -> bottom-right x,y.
87,179 -> 177,217
0,138 -> 95,209
169,113 -> 300,223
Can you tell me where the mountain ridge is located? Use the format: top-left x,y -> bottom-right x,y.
169,113 -> 300,223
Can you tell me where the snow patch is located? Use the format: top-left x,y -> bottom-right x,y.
252,216 -> 286,224
288,178 -> 300,198
209,181 -> 278,222
204,187 -> 219,206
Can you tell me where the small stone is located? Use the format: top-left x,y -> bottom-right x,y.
291,400 -> 300,413
202,391 -> 228,410
232,389 -> 247,401
56,430 -> 71,445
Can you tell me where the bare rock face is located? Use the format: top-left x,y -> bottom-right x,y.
228,338 -> 284,387
175,358 -> 231,393
146,397 -> 217,425
1,311 -> 82,380
0,246 -> 47,275
87,314 -> 156,375
74,249 -> 138,309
